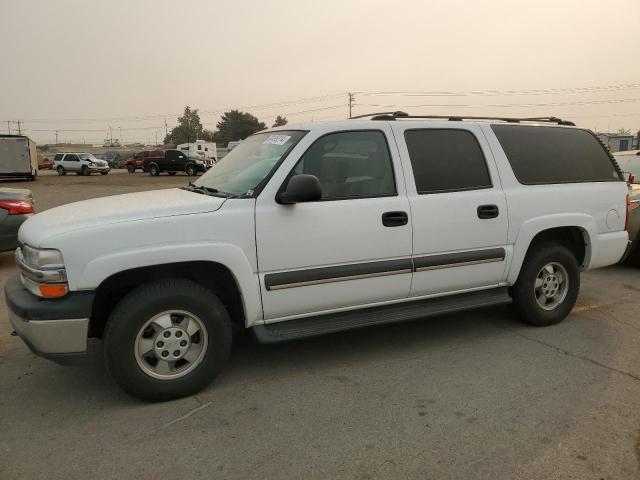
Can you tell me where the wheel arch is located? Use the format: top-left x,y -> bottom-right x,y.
507,216 -> 595,284
89,260 -> 249,339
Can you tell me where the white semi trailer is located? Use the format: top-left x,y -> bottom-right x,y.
0,135 -> 38,181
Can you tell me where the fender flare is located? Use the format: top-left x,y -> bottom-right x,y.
506,214 -> 595,284
77,242 -> 263,326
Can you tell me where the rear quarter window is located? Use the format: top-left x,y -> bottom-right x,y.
492,125 -> 621,184
54,154 -> 63,161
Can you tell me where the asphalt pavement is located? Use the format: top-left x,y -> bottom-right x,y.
0,171 -> 639,479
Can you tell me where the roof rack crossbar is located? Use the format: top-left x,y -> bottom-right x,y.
350,112 -> 574,126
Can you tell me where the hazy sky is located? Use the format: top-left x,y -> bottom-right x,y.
1,0 -> 639,144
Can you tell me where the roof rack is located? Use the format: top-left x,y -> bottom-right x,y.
350,111 -> 575,126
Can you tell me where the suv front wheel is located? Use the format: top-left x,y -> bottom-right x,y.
510,243 -> 580,326
103,279 -> 232,401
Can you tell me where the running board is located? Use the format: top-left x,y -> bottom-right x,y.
253,287 -> 511,344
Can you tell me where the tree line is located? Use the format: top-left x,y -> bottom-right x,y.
163,107 -> 288,147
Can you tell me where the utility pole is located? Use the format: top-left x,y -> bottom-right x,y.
109,125 -> 113,146
17,121 -> 21,135
348,92 -> 355,119
7,121 -> 10,134
164,119 -> 168,138
55,130 -> 59,145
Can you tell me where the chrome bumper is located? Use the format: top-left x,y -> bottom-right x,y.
5,274 -> 93,361
9,311 -> 88,355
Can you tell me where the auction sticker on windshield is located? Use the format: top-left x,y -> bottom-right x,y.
263,134 -> 291,146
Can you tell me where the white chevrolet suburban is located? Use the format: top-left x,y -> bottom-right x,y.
6,113 -> 631,401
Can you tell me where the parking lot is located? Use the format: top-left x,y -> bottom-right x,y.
0,172 -> 639,479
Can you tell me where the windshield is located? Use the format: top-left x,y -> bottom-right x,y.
193,130 -> 306,196
79,154 -> 97,160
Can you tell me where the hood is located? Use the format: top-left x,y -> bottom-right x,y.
20,188 -> 226,247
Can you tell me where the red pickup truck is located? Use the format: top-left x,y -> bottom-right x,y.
126,150 -> 163,173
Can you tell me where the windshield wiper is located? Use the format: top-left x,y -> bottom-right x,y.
183,182 -> 218,194
183,182 -> 235,198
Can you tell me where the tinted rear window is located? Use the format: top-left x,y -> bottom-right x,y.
166,150 -> 183,160
492,125 -> 620,184
404,129 -> 492,194
54,154 -> 63,161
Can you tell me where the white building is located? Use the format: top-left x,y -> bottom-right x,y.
597,132 -> 637,152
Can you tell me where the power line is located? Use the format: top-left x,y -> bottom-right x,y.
361,83 -> 640,98
357,97 -> 640,110
8,93 -> 347,124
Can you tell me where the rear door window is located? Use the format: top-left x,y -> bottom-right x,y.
404,129 -> 492,194
491,125 -> 621,184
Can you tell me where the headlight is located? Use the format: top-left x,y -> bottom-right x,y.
17,245 -> 68,298
21,244 -> 64,269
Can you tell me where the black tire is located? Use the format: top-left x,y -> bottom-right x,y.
149,164 -> 160,176
100,172 -> 108,175
57,166 -> 66,176
103,279 -> 232,402
168,171 -> 177,176
510,243 -> 580,326
127,165 -> 135,173
80,165 -> 89,176
186,163 -> 196,176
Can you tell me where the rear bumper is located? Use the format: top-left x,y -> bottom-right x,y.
587,230 -> 630,269
5,274 -> 94,362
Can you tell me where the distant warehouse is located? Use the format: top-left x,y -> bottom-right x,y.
597,131 -> 638,152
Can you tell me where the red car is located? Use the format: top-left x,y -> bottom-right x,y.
38,157 -> 54,170
126,150 -> 163,173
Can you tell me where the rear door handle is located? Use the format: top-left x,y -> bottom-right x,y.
477,204 -> 499,219
382,211 -> 408,227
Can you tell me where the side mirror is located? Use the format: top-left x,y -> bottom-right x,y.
277,174 -> 322,204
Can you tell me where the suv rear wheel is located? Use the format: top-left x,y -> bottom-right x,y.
149,164 -> 160,176
103,279 -> 232,401
510,243 -> 580,326
127,165 -> 135,173
57,166 -> 65,176
186,163 -> 196,176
